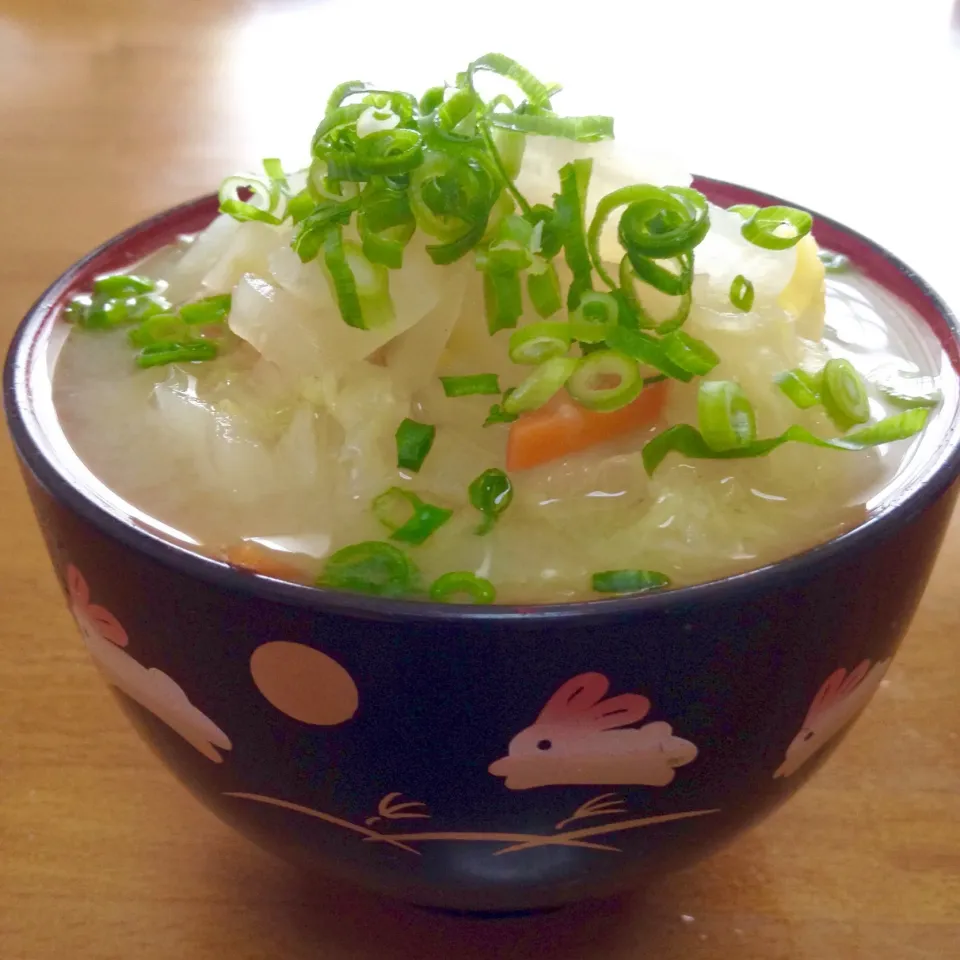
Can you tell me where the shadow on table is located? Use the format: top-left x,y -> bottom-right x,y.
197,831 -> 795,960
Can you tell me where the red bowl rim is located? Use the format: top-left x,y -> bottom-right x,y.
5,179 -> 960,625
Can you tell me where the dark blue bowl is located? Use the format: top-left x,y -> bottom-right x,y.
5,180 -> 960,913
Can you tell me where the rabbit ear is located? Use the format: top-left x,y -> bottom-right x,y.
586,692 -> 651,730
838,659 -> 872,697
67,564 -> 89,607
88,603 -> 129,648
537,673 -> 610,723
806,667 -> 848,722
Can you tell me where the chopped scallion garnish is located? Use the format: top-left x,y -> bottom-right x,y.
642,409 -> 930,476
740,205 -> 812,251
318,541 -> 420,597
526,262 -> 563,318
508,321 -> 572,365
776,368 -> 822,409
179,294 -> 232,325
821,358 -> 870,431
592,570 -> 671,594
698,380 -> 757,452
503,356 -> 578,413
729,274 -> 755,312
372,488 -> 452,545
484,389 -> 519,426
440,374 -> 501,397
92,274 -> 155,297
135,341 -> 219,369
567,350 -> 643,412
661,331 -> 721,378
395,418 -> 436,472
429,571 -> 496,604
468,468 -> 513,535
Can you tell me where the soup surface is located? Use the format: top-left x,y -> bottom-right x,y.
50,57 -> 953,603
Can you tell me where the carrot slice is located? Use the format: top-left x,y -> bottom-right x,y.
223,541 -> 306,583
506,380 -> 669,472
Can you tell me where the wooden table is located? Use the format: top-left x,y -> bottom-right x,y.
1,2 -> 958,956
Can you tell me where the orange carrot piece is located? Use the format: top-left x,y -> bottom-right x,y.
506,380 -> 669,472
223,541 -> 305,583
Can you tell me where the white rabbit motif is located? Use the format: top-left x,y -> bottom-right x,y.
488,673 -> 698,790
67,565 -> 232,763
774,659 -> 890,779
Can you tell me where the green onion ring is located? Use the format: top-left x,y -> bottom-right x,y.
741,205 -> 813,251
429,571 -> 496,604
698,380 -> 758,452
508,321 -> 572,365
567,350 -> 643,412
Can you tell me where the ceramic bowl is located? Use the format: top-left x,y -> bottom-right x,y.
5,179 -> 960,914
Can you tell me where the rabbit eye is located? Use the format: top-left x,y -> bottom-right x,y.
536,739 -> 552,751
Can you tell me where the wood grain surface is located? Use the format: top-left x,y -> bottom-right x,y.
1,2 -> 958,957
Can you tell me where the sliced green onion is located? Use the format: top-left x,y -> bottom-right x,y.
821,358 -> 870,430
286,190 -> 316,224
135,341 -> 219,369
487,110 -> 614,143
466,53 -> 555,108
508,321 -> 572,364
818,249 -> 851,273
92,274 -> 155,297
82,292 -> 170,330
292,198 -> 360,263
661,330 -> 721,377
729,274 -> 755,312
619,257 -> 692,333
592,570 -> 671,594
323,228 -> 394,329
440,373 -> 501,397
872,371 -> 942,409
604,325 -> 693,383
570,317 -> 609,344
572,290 -> 619,327
698,380 -> 757,452
325,81 -> 369,114
372,488 -> 452,546
180,294 -> 232,325
729,203 -> 759,220
395,418 -> 436,472
429,571 -> 496,604
482,269 -> 523,334
527,262 -> 563,317
589,184 -> 709,290
503,356 -> 578,414
642,409 -> 930,476
358,187 -> 416,269
219,175 -> 283,225
352,128 -> 424,177
741,205 -> 813,251
480,215 -> 535,272
63,296 -> 92,325
556,160 -> 593,308
776,368 -> 822,409
567,350 -> 643,412
318,541 -> 419,597
419,85 -> 446,115
468,468 -> 513,535
127,314 -> 189,348
428,220 -> 489,266
484,392 -> 519,426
